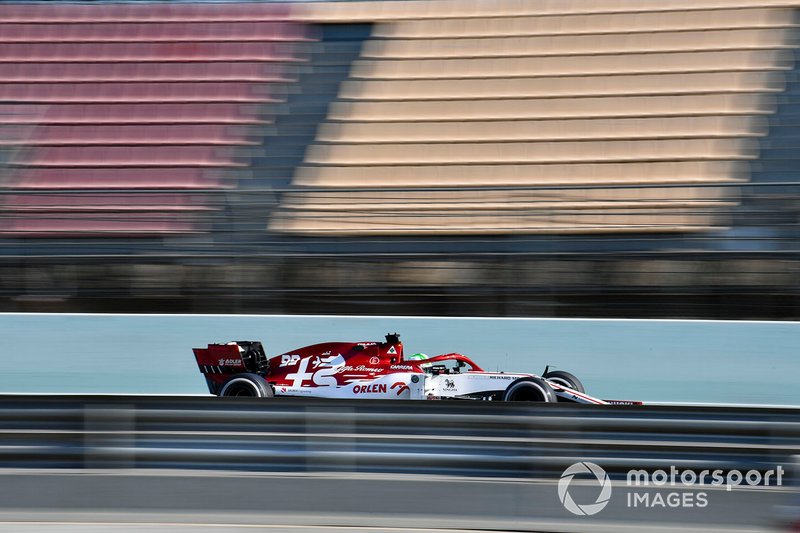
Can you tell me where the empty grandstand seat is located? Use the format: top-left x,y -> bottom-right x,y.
5,124 -> 257,146
0,2 -> 306,236
20,146 -> 244,167
369,9 -> 794,38
0,82 -> 277,103
271,2 -> 795,235
315,116 -> 767,142
0,21 -> 305,42
326,94 -> 774,121
1,103 -> 268,124
17,168 -> 223,189
0,62 -> 289,82
0,41 -> 297,61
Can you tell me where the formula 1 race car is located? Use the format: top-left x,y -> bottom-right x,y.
193,333 -> 638,405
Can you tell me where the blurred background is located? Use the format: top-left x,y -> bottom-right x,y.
0,0 -> 799,319
0,1 -> 799,532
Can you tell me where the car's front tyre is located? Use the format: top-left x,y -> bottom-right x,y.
543,370 -> 585,393
502,377 -> 557,402
218,373 -> 273,398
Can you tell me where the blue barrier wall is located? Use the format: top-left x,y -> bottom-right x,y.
1,313 -> 797,405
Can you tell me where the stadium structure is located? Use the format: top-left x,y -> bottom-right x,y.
0,0 -> 799,318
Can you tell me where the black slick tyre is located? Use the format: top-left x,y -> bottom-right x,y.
218,373 -> 273,398
543,370 -> 585,393
502,377 -> 557,402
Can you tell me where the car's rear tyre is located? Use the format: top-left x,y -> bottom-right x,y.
503,377 -> 557,402
543,370 -> 585,393
219,373 -> 273,398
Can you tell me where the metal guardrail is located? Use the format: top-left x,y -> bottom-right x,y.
2,395 -> 799,478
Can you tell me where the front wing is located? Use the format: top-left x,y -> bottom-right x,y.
425,372 -> 612,404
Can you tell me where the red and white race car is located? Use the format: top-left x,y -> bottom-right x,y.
193,333 -> 639,405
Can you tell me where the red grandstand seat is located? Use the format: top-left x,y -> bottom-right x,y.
16,168 -> 222,189
6,192 -> 202,210
0,62 -> 288,82
0,103 -> 266,124
0,82 -> 273,102
106,2 -> 292,21
0,2 -> 305,237
2,215 -> 200,236
0,21 -> 305,42
21,145 -> 242,166
0,41 -> 296,61
17,124 -> 255,146
2,190 -> 209,236
0,2 -> 291,23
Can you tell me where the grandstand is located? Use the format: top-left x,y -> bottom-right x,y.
0,2 -> 305,235
0,0 -> 799,318
271,3 -> 792,235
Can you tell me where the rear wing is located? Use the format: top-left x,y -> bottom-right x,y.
192,341 -> 267,394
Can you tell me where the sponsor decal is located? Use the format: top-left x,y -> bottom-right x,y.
391,381 -> 410,396
336,365 -> 382,373
387,346 -> 397,355
311,354 -> 340,369
390,364 -> 414,370
353,383 -> 387,394
279,354 -> 300,367
369,356 -> 381,365
285,355 -> 345,387
411,375 -> 420,383
444,378 -> 456,390
488,375 -> 514,380
217,358 -> 243,366
285,358 -> 315,387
